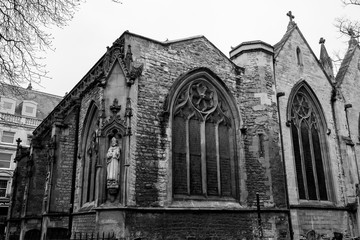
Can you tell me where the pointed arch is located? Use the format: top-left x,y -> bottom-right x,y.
80,101 -> 99,205
287,80 -> 332,201
166,68 -> 241,200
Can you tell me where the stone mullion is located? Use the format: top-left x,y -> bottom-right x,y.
215,123 -> 221,196
200,120 -> 207,197
97,134 -> 106,205
186,117 -> 190,196
308,122 -> 320,200
298,119 -> 309,200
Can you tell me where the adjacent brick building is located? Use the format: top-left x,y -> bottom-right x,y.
7,15 -> 360,240
0,84 -> 62,238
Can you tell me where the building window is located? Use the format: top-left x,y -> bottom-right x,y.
172,78 -> 237,199
289,85 -> 329,201
0,180 -> 7,197
81,102 -> 99,205
3,102 -> 13,110
0,97 -> 16,114
25,106 -> 34,114
296,47 -> 303,66
0,153 -> 11,169
1,131 -> 15,143
21,100 -> 37,117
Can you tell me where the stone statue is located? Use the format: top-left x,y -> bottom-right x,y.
106,137 -> 121,195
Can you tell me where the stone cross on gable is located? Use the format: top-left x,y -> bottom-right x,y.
319,37 -> 325,44
287,11 -> 295,22
16,138 -> 22,147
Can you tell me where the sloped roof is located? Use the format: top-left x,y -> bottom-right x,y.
1,84 -> 62,119
335,40 -> 359,86
273,22 -> 334,86
274,22 -> 297,58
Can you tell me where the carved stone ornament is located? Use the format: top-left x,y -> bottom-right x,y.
173,79 -> 231,125
110,98 -> 121,116
46,136 -> 56,164
125,97 -> 133,118
106,137 -> 121,198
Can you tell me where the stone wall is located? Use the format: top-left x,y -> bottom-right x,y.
127,34 -> 286,209
125,210 -> 289,240
50,109 -> 77,213
26,136 -> 49,216
128,35 -> 238,207
71,213 -> 96,234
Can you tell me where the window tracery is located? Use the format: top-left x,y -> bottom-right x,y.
172,79 -> 236,199
290,87 -> 328,201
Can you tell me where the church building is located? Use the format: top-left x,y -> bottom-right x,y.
6,13 -> 360,240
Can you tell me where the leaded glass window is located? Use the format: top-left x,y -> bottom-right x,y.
290,87 -> 328,201
172,79 -> 236,199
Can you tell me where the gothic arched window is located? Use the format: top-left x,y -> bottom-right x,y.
81,102 -> 99,205
171,73 -> 238,200
289,84 -> 329,201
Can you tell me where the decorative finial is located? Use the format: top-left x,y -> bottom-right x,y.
27,82 -> 32,90
16,138 -> 22,147
319,37 -> 325,44
286,11 -> 295,22
110,98 -> 121,116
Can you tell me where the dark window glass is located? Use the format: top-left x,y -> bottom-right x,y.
290,87 -> 328,201
172,78 -> 237,199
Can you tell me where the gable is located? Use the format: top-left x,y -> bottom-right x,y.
275,25 -> 333,87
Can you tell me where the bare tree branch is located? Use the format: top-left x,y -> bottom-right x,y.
0,0 -> 85,87
0,0 -> 121,88
335,1 -> 360,40
342,0 -> 360,5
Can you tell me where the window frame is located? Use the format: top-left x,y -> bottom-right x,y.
0,153 -> 12,169
0,97 -> 16,114
21,100 -> 37,117
287,81 -> 333,202
166,69 -> 241,202
0,180 -> 8,198
1,131 -> 15,144
296,47 -> 303,66
80,102 -> 99,206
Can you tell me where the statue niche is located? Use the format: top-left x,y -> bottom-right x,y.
106,136 -> 122,196
101,98 -> 127,203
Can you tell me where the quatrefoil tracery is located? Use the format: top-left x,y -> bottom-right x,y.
174,80 -> 230,125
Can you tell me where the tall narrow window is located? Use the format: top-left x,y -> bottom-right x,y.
81,103 -> 99,204
296,47 -> 303,66
290,86 -> 328,201
172,78 -> 237,199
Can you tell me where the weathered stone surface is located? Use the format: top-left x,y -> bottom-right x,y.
8,25 -> 360,240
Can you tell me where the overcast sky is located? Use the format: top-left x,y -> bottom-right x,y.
36,0 -> 358,96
